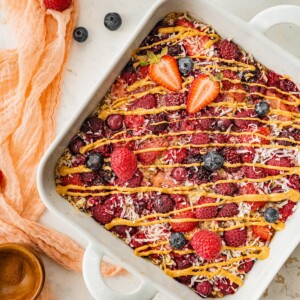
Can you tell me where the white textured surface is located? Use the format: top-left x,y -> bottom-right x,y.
1,0 -> 300,299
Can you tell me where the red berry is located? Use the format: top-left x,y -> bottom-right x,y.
106,114 -> 124,131
266,156 -> 291,176
81,117 -> 104,133
215,278 -> 238,295
111,225 -> 136,238
242,166 -> 267,179
124,115 -> 144,129
252,225 -> 272,241
217,119 -> 232,131
190,230 -> 222,260
163,148 -> 187,164
218,203 -> 239,218
196,118 -> 214,131
159,93 -> 187,106
234,109 -> 258,129
171,167 -> 188,181
195,197 -> 218,219
111,148 -> 137,180
92,204 -> 115,225
138,139 -> 168,165
238,259 -> 254,273
69,136 -> 85,154
130,94 -> 157,109
278,200 -> 296,221
288,174 -> 300,190
43,0 -> 72,11
195,281 -> 212,296
216,39 -> 241,60
153,194 -> 175,213
171,210 -> 198,232
61,173 -> 83,186
137,65 -> 149,79
222,147 -> 241,164
191,133 -> 210,145
241,147 -> 255,163
120,67 -> 138,85
214,183 -> 237,196
115,169 -> 143,187
224,228 -> 247,247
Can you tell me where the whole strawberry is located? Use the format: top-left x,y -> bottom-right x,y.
111,148 -> 137,181
191,230 -> 222,260
44,0 -> 72,11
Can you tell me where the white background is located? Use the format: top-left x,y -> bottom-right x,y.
1,0 -> 300,299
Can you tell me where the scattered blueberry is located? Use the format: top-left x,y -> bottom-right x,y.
86,153 -> 104,171
73,27 -> 88,43
106,114 -> 124,131
104,13 -> 122,31
170,232 -> 187,250
264,207 -> 279,223
255,101 -> 270,117
203,151 -> 224,171
178,57 -> 194,76
69,136 -> 85,154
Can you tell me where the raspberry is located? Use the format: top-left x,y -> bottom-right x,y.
180,119 -> 195,131
171,194 -> 189,208
111,148 -> 137,180
69,136 -> 85,154
147,113 -> 168,134
240,147 -> 255,163
216,39 -> 241,60
214,133 -> 230,144
252,225 -> 272,241
196,118 -> 214,131
168,44 -> 183,56
130,232 -> 147,248
278,200 -> 296,221
71,154 -> 86,167
138,139 -> 168,164
120,66 -> 138,85
92,204 -> 115,225
81,172 -> 105,186
176,258 -> 192,284
163,148 -> 187,164
195,197 -> 218,219
217,119 -> 232,132
171,210 -> 198,232
61,173 -> 83,186
195,281 -> 212,296
238,259 -> 254,273
279,78 -> 297,92
43,0 -> 72,11
81,117 -> 104,134
113,133 -> 135,151
111,225 -> 136,238
242,166 -> 267,179
218,203 -> 239,217
288,174 -> 300,190
267,70 -> 280,87
214,183 -> 237,196
234,109 -> 258,129
215,278 -> 238,295
130,94 -> 157,109
159,93 -> 187,106
115,169 -> 143,187
222,147 -> 241,164
191,133 -> 210,145
190,230 -> 222,260
153,194 -> 175,213
239,182 -> 258,195
266,156 -> 291,176
124,115 -> 144,129
224,228 -> 247,247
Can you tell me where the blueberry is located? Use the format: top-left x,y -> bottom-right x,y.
86,153 -> 104,171
73,27 -> 88,43
178,57 -> 194,76
255,101 -> 270,117
104,13 -> 122,31
264,207 -> 279,223
203,151 -> 224,171
170,232 -> 187,250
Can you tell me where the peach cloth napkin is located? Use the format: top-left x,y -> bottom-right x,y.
0,0 -> 122,280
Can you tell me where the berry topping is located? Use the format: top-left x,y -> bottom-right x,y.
255,101 -> 270,117
178,57 -> 194,77
81,117 -> 104,133
148,50 -> 182,92
278,200 -> 296,221
215,278 -> 238,295
216,39 -> 241,60
191,133 -> 210,145
171,167 -> 188,182
69,136 -> 85,154
224,228 -> 247,247
217,119 -> 232,131
264,207 -> 279,223
238,259 -> 254,273
106,114 -> 124,131
195,281 -> 212,297
163,148 -> 187,164
43,0 -> 72,11
92,204 -> 115,225
73,27 -> 88,43
111,148 -> 137,180
171,210 -> 198,232
187,75 -> 220,114
215,183 -> 237,196
115,169 -> 143,188
190,230 -> 222,260
159,93 -> 187,106
104,13 -> 122,31
138,139 -> 168,165
153,194 -> 175,213
252,225 -> 272,241
218,203 -> 239,218
61,173 -> 83,186
170,232 -> 187,249
124,115 -> 144,129
86,153 -> 104,171
130,94 -> 157,110
203,151 -> 224,171
195,197 -> 218,219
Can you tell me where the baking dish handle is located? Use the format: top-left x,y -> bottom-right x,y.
83,243 -> 158,300
249,5 -> 300,32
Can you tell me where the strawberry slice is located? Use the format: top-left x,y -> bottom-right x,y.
176,18 -> 196,29
252,225 -> 272,241
183,35 -> 210,56
187,75 -> 220,113
148,52 -> 182,92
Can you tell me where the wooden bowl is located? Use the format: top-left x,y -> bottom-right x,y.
0,243 -> 45,300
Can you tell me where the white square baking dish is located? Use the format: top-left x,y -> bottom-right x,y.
37,0 -> 300,299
